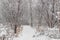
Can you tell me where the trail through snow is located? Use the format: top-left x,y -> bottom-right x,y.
13,25 -> 60,40
13,25 -> 35,40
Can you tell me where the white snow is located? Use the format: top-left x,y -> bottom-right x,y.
0,24 -> 60,40
13,25 -> 60,40
0,24 -> 7,37
13,25 -> 35,40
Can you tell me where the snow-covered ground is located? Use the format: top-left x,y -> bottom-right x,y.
13,25 -> 60,40
13,25 -> 35,40
0,24 -> 60,40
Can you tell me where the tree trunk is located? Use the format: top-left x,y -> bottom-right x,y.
14,24 -> 23,37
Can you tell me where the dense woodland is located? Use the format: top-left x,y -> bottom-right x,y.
0,0 -> 60,27
0,0 -> 60,40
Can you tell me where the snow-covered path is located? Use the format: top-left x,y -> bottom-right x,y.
13,25 -> 60,40
13,25 -> 35,40
19,25 -> 35,40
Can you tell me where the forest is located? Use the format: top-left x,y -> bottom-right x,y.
0,0 -> 60,40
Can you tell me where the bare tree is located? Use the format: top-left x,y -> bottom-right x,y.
29,0 -> 33,27
44,0 -> 57,28
1,0 -> 23,36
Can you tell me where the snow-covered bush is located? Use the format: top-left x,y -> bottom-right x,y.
0,24 -> 7,37
0,23 -> 15,40
44,27 -> 60,39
